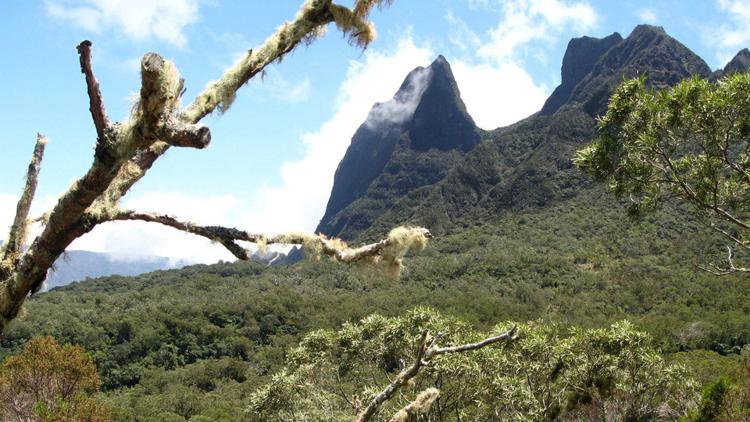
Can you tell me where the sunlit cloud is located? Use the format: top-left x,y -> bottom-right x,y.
45,0 -> 200,47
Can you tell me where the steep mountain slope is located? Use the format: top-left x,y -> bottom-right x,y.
539,32 -> 623,116
316,56 -> 480,239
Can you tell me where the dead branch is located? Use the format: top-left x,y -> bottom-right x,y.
2,134 -> 47,262
697,245 -> 750,275
159,121 -> 211,149
103,210 -> 430,266
357,325 -> 518,422
76,41 -> 109,142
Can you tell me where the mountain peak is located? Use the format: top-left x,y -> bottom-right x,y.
430,54 -> 450,72
541,24 -> 712,117
564,24 -> 710,116
540,32 -> 622,115
723,48 -> 750,75
629,24 -> 667,38
316,55 -> 479,237
409,56 -> 478,152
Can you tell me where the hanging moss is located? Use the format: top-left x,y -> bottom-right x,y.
330,4 -> 376,47
278,232 -> 325,260
392,388 -> 440,422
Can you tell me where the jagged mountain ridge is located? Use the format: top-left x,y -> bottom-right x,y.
319,25 -> 749,242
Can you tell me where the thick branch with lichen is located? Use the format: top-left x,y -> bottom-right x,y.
103,210 -> 430,273
0,0 -> 397,334
356,325 -> 518,422
390,388 -> 440,422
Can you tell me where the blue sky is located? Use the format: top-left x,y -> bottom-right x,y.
1,0 -> 748,262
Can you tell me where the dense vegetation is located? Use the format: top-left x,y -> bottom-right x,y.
249,309 -> 695,421
1,183 -> 748,419
576,71 -> 750,274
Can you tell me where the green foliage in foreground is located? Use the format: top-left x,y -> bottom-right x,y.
249,308 -> 695,421
0,336 -> 110,421
576,71 -> 750,271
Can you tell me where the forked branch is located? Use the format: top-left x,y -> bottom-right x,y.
356,325 -> 518,422
697,245 -> 750,275
0,0 -> 398,334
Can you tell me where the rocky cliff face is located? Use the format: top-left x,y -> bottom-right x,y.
316,55 -> 480,239
567,25 -> 712,116
540,32 -> 623,116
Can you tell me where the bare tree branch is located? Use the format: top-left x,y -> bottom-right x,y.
76,41 -> 109,142
103,210 -> 431,267
2,134 -> 47,262
357,325 -> 518,422
697,245 -> 750,276
430,329 -> 522,356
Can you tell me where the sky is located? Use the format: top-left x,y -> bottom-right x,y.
0,0 -> 748,263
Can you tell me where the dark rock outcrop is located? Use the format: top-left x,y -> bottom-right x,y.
316,55 -> 479,239
723,48 -> 750,75
540,33 -> 623,116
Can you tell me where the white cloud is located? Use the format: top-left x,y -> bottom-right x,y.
446,11 -> 482,51
709,0 -> 750,65
637,8 -> 658,24
0,193 -> 59,243
364,66 -> 432,128
478,0 -> 598,64
45,0 -> 199,47
240,37 -> 434,235
452,61 -> 548,129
